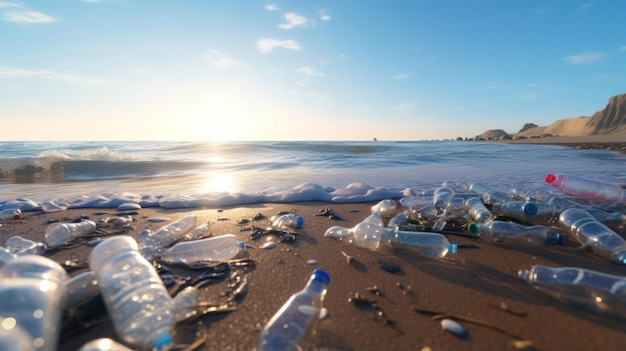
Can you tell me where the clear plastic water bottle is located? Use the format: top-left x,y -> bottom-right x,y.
89,236 -> 179,350
469,182 -> 510,204
398,196 -> 432,210
257,269 -> 330,351
0,246 -> 15,266
545,173 -> 626,205
78,338 -> 134,351
433,186 -> 455,210
183,221 -> 212,241
388,211 -> 431,232
5,236 -> 46,256
0,317 -> 35,351
271,213 -> 304,229
139,215 -> 197,260
155,234 -> 245,264
586,208 -> 626,232
65,271 -> 100,310
0,208 -> 21,221
492,201 -> 560,226
44,220 -> 97,248
325,213 -> 385,240
370,199 -> 400,218
0,255 -> 69,351
468,220 -> 565,245
464,197 -> 492,223
518,265 -> 626,317
558,208 -> 626,264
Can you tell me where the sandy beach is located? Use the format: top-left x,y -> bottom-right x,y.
2,193 -> 626,351
484,134 -> 626,154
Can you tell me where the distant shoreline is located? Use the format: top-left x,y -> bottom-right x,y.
478,134 -> 626,154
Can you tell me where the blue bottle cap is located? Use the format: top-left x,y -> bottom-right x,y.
297,215 -> 304,227
238,241 -> 246,249
312,269 -> 330,284
153,333 -> 173,350
556,234 -> 566,246
523,203 -> 538,215
448,243 -> 458,254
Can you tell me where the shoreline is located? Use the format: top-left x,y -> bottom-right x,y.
2,202 -> 626,351
476,134 -> 626,154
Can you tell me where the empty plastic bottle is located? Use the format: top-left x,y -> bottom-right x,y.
468,220 -> 565,245
371,199 -> 400,218
183,221 -> 212,241
387,211 -> 431,232
0,255 -> 69,351
433,186 -> 455,210
0,317 -> 35,351
155,233 -> 245,264
558,208 -> 626,264
44,220 -> 97,248
492,201 -> 560,226
5,236 -> 46,256
469,182 -> 510,204
139,215 -> 197,260
464,197 -> 492,223
257,269 -> 330,351
0,246 -> 15,266
89,236 -> 187,350
271,213 -> 304,229
545,173 -> 626,205
518,265 -> 626,318
78,338 -> 134,351
398,196 -> 433,210
65,271 -> 100,310
0,208 -> 21,221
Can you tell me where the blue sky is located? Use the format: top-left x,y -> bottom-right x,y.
0,1 -> 624,141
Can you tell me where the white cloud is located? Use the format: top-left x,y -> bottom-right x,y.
565,51 -> 606,64
619,46 -> 626,51
256,38 -> 302,53
265,3 -> 279,11
394,73 -> 411,80
202,50 -> 240,69
4,10 -> 60,23
295,67 -> 325,76
522,92 -> 538,99
278,13 -> 308,29
318,10 -> 331,21
0,66 -> 122,87
0,2 -> 20,8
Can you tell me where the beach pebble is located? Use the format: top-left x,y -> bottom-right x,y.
441,318 -> 466,337
117,203 -> 141,211
147,217 -> 170,222
261,241 -> 277,249
306,259 -> 318,265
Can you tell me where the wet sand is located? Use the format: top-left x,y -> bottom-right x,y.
2,199 -> 626,351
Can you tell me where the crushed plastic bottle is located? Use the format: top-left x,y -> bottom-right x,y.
491,201 -> 560,226
155,233 -> 245,264
468,220 -> 565,245
257,269 -> 330,351
370,199 -> 400,218
518,265 -> 626,318
545,173 -> 626,205
77,338 -> 134,351
0,208 -> 21,221
89,236 -> 195,350
558,208 -> 626,264
464,197 -> 492,223
44,220 -> 97,248
139,215 -> 197,260
270,213 -> 304,229
5,236 -> 46,256
0,255 -> 69,351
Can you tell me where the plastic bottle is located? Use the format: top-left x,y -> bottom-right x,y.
469,182 -> 510,204
433,186 -> 455,210
5,236 -> 46,256
0,246 -> 15,266
545,173 -> 626,205
0,208 -> 21,221
155,234 -> 245,264
468,220 -> 565,245
0,317 -> 35,351
0,255 -> 69,351
387,211 -> 431,232
491,201 -> 560,226
398,196 -> 432,210
464,197 -> 492,223
370,199 -> 400,218
89,236 -> 179,350
271,213 -> 304,229
139,215 -> 197,260
78,338 -> 134,351
518,265 -> 626,317
558,208 -> 626,264
183,221 -> 212,241
44,220 -> 97,248
65,271 -> 100,310
257,269 -> 330,351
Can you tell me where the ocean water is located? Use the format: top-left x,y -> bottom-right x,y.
0,140 -> 624,210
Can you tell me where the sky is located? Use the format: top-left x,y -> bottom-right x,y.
0,1 -> 624,141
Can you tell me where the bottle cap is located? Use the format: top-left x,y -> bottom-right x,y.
556,234 -> 566,246
237,241 -> 246,249
523,203 -> 538,215
312,269 -> 330,284
153,333 -> 173,350
467,223 -> 481,235
296,216 -> 304,227
448,243 -> 458,254
544,174 -> 556,183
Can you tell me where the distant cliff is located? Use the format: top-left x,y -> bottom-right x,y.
474,93 -> 626,140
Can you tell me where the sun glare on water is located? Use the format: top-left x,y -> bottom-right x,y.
201,174 -> 239,194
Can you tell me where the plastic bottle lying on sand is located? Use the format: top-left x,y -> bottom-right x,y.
65,271 -> 100,310
5,236 -> 46,256
371,199 -> 400,218
155,234 -> 245,264
558,208 -> 626,264
464,197 -> 492,223
0,317 -> 35,351
257,269 -> 330,351
44,220 -> 97,248
545,173 -> 626,205
0,255 -> 69,351
183,221 -> 212,241
518,265 -> 626,318
78,338 -> 134,351
0,208 -> 21,221
433,186 -> 455,210
271,213 -> 304,230
89,236 -> 197,350
468,220 -> 565,245
491,201 -> 560,226
469,182 -> 511,204
388,211 -> 432,232
139,215 -> 197,260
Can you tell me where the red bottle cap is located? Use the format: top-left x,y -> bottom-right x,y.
544,174 -> 556,183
